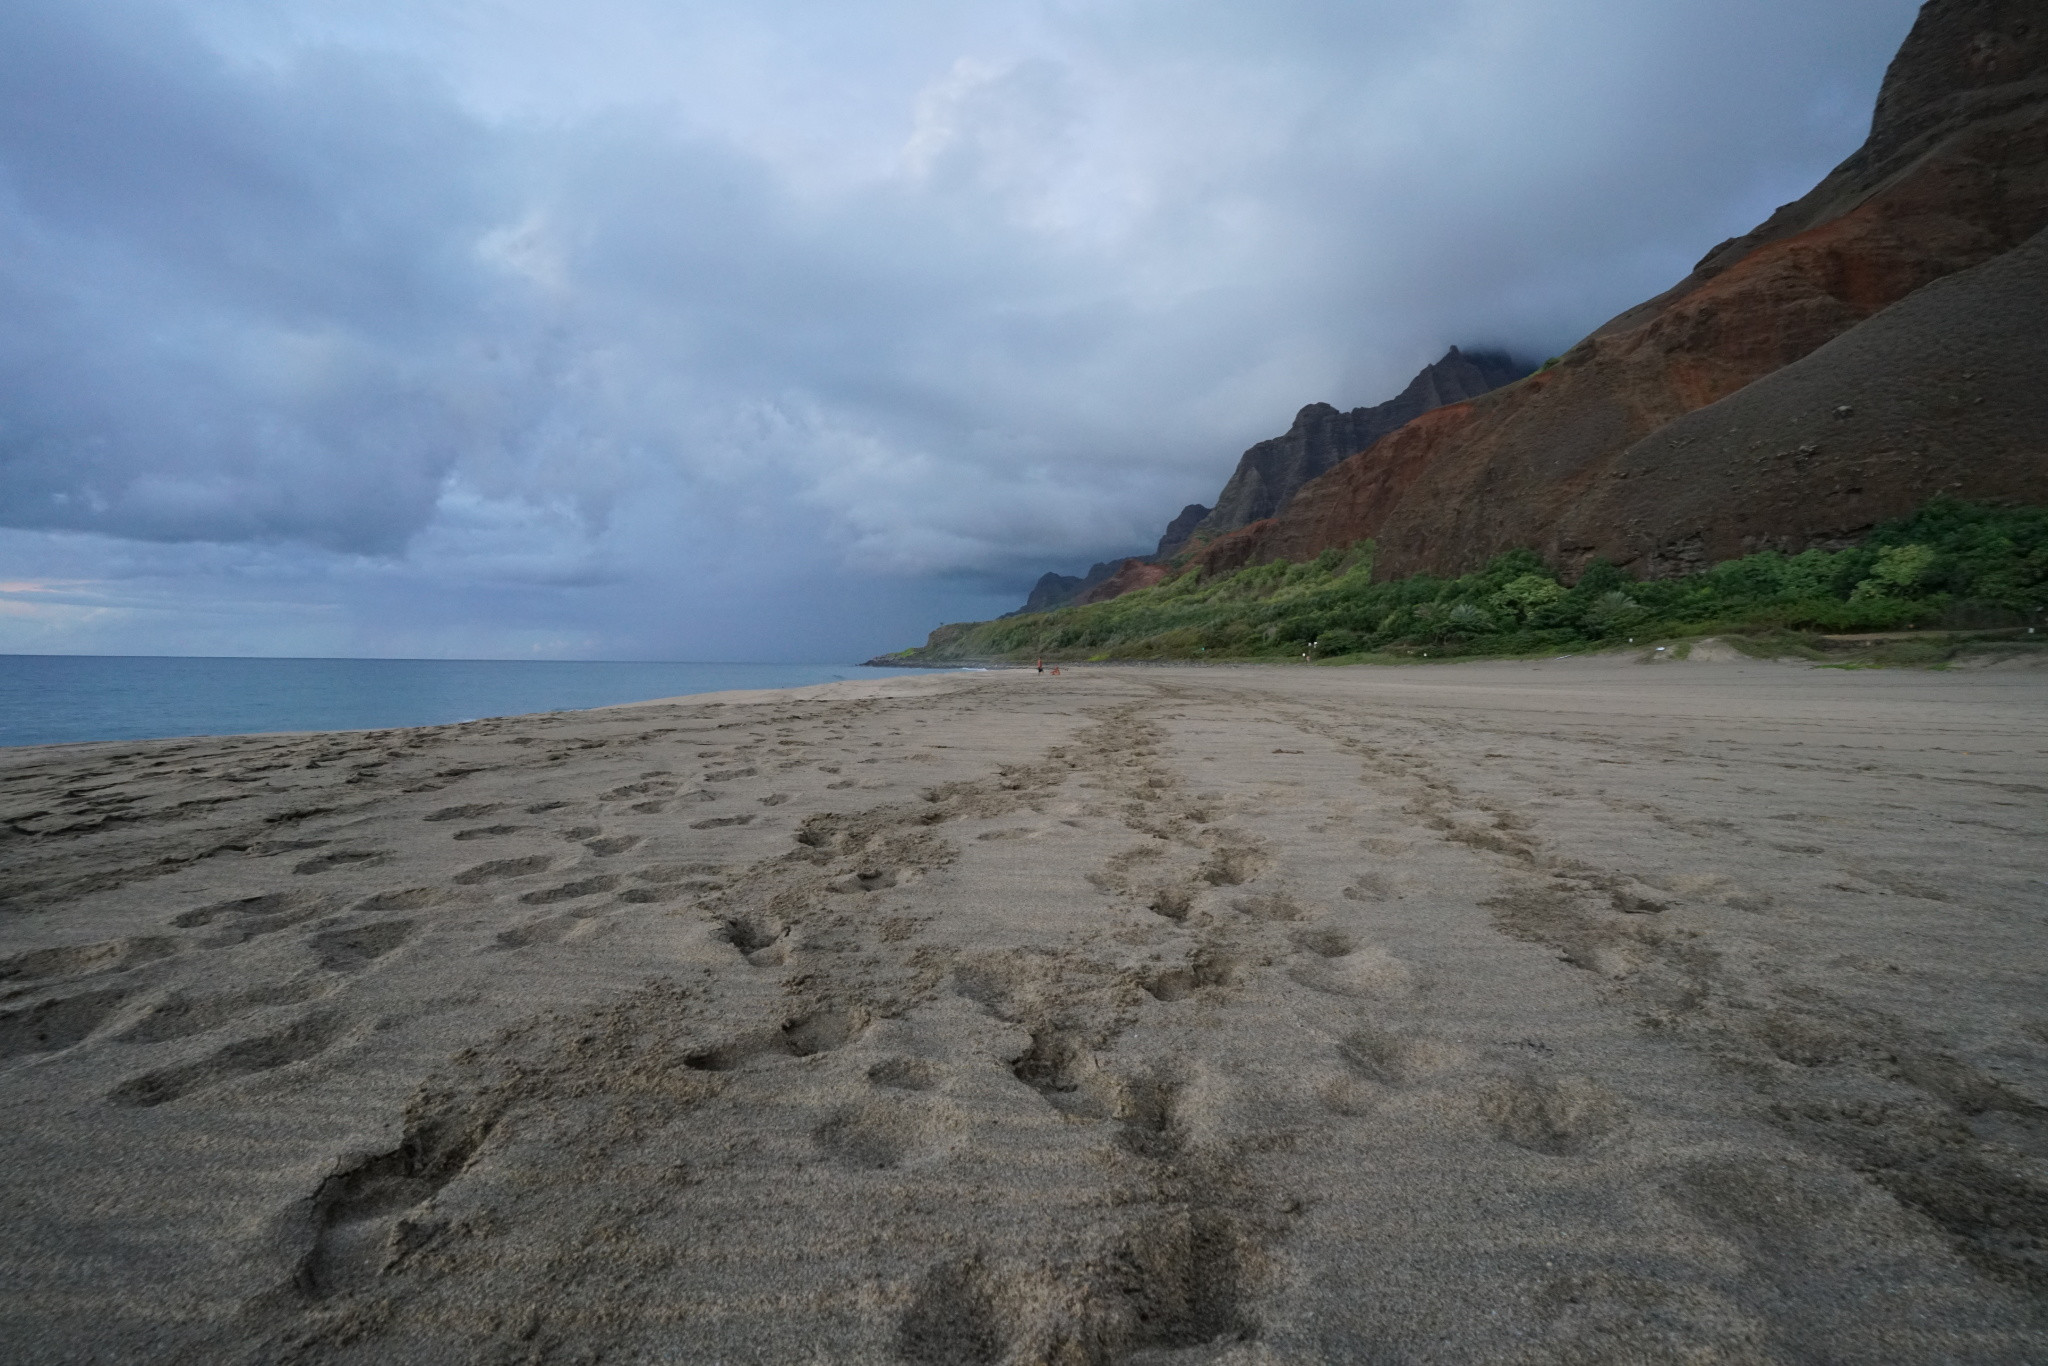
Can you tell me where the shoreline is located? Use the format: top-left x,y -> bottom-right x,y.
0,659 -> 974,753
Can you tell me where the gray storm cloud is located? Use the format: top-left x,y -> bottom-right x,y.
0,0 -> 1919,659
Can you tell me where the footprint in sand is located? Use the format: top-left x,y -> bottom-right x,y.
814,1097 -> 964,1169
1111,1071 -> 1190,1161
1478,1073 -> 1628,1156
895,1220 -> 1262,1366
1198,841 -> 1267,887
496,910 -> 608,949
292,849 -> 392,876
175,890 -> 319,929
451,824 -> 528,841
1233,891 -> 1306,921
720,916 -> 788,966
1290,925 -> 1355,958
867,1057 -> 940,1091
174,891 -> 335,946
682,1005 -> 867,1071
452,855 -> 551,885
518,875 -> 620,905
308,920 -> 416,973
1342,871 -> 1397,901
1287,943 -> 1416,999
1141,947 -> 1242,1002
602,780 -> 678,800
351,887 -> 443,914
117,981 -> 323,1044
0,988 -> 135,1061
1007,1028 -> 1122,1120
0,935 -> 176,985
295,1097 -> 501,1298
423,804 -> 501,823
1145,886 -> 1194,921
830,865 -> 905,893
107,1010 -> 344,1108
631,863 -> 724,893
1337,1025 -> 1450,1087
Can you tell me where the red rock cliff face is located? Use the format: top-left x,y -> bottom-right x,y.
1073,558 -> 1171,604
1560,223 -> 2048,575
1198,0 -> 2048,583
1190,402 -> 1487,575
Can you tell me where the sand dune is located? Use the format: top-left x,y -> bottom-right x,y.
2,657 -> 2045,1363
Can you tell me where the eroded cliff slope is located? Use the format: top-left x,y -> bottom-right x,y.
1192,0 -> 2048,583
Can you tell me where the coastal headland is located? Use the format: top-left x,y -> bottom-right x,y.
3,658 -> 2045,1361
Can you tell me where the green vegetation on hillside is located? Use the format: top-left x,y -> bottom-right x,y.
886,499 -> 2048,664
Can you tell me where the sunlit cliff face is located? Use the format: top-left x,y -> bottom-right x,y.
0,0 -> 1915,659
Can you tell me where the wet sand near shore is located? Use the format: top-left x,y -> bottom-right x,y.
2,656 -> 2045,1363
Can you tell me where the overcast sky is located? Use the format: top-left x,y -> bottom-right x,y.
0,0 -> 1920,661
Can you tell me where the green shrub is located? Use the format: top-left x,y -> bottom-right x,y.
1582,591 -> 1646,635
1317,628 -> 1363,655
1446,602 -> 1495,634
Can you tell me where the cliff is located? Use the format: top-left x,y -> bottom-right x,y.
1192,347 -> 1530,540
1073,558 -> 1172,605
1001,348 -> 1525,618
1193,0 -> 2048,583
1004,560 -> 1128,617
1559,222 -> 2048,575
1154,503 -> 1211,559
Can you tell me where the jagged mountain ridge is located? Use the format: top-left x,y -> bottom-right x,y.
1005,560 -> 1128,618
1003,346 -> 1530,616
1192,347 -> 1531,539
1153,503 -> 1211,559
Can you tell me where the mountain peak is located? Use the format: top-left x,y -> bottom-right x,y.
1189,348 -> 1533,539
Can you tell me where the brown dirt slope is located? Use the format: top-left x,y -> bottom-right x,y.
1558,224 -> 2048,575
1192,0 -> 2048,583
1074,557 -> 1171,605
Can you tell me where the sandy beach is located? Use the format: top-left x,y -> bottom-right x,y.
3,655 -> 2045,1363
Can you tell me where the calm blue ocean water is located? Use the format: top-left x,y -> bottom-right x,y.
0,656 -> 953,749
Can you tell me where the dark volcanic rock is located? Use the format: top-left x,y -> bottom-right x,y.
1012,572 -> 1083,617
1004,559 -> 1128,617
1193,0 -> 2048,583
1154,503 -> 1211,559
1193,347 -> 1529,539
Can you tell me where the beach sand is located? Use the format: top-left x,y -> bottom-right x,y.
2,655 -> 2045,1363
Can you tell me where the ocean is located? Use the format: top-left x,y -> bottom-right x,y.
0,656 -> 954,749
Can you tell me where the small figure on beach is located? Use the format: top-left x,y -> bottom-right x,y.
1036,658 -> 1043,673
